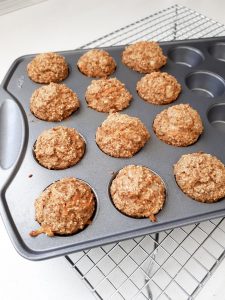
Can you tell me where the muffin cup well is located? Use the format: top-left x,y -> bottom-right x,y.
207,103 -> 225,134
168,46 -> 204,67
185,71 -> 225,98
208,43 -> 225,62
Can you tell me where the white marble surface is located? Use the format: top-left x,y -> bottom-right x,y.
1,1 -> 225,299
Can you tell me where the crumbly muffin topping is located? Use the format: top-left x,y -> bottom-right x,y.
110,165 -> 165,221
122,41 -> 167,73
85,78 -> 132,112
137,72 -> 181,105
153,104 -> 203,146
30,83 -> 80,121
174,152 -> 225,203
34,126 -> 85,170
30,177 -> 95,236
77,49 -> 116,78
27,52 -> 69,83
96,113 -> 150,158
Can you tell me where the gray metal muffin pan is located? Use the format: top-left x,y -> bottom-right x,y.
2,37 -> 225,260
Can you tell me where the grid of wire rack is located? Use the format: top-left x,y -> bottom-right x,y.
65,5 -> 225,300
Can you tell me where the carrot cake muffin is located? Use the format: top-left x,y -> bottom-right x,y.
96,113 -> 150,158
27,52 -> 69,83
122,41 -> 167,73
30,177 -> 95,237
110,165 -> 165,221
30,83 -> 80,121
153,104 -> 203,146
137,72 -> 181,105
85,78 -> 132,112
174,152 -> 225,203
77,49 -> 116,78
34,126 -> 85,170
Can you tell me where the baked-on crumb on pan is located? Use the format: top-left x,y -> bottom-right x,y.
30,177 -> 95,237
110,165 -> 166,221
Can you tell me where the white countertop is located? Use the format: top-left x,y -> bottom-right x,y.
1,1 -> 225,299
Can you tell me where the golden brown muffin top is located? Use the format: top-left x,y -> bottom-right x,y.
174,152 -> 225,203
30,177 -> 95,237
77,49 -> 116,78
110,165 -> 166,221
27,52 -> 69,83
137,72 -> 181,105
85,78 -> 132,112
96,113 -> 150,158
30,83 -> 80,121
34,126 -> 85,170
153,104 -> 203,146
122,41 -> 167,73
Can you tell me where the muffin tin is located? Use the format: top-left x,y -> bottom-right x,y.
2,37 -> 225,260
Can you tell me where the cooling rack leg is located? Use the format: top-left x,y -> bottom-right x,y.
173,5 -> 178,40
145,233 -> 160,299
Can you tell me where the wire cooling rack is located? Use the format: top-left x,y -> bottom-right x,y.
65,5 -> 225,300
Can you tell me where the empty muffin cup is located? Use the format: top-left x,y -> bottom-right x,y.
186,71 -> 225,98
168,46 -> 204,67
208,43 -> 225,62
207,103 -> 225,133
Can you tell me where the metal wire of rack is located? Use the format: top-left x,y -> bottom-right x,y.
65,5 -> 225,300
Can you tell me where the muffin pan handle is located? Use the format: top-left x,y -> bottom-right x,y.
0,86 -> 27,190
